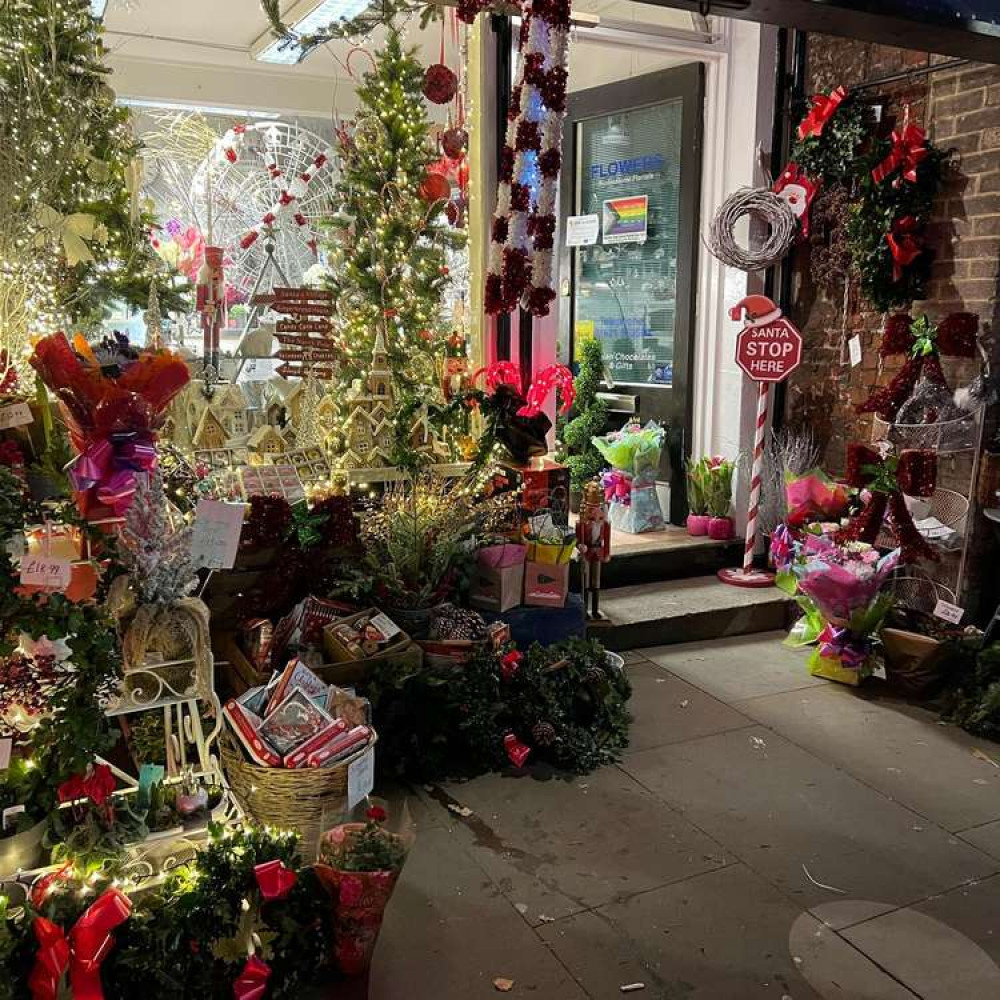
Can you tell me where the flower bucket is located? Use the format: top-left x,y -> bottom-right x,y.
477,542 -> 528,569
687,514 -> 710,536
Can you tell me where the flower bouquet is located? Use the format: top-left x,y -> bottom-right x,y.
593,421 -> 666,534
784,469 -> 849,529
29,332 -> 189,525
314,802 -> 414,976
791,534 -> 900,685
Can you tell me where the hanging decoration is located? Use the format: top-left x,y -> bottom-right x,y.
441,125 -> 468,159
856,312 -> 979,421
423,63 -> 459,105
707,188 -> 799,271
840,443 -> 939,563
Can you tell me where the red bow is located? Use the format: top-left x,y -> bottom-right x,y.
501,650 -> 522,681
840,444 -> 938,564
29,888 -> 132,1000
503,732 -> 531,768
872,123 -> 929,185
886,215 -> 923,282
796,86 -> 847,141
254,859 -> 297,902
857,312 -> 979,421
233,956 -> 271,1000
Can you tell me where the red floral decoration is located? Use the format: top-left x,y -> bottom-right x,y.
423,63 -> 459,105
441,126 -> 468,159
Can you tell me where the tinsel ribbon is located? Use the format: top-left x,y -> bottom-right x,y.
872,123 -> 929,185
886,215 -> 923,282
817,623 -> 870,670
840,443 -> 938,563
29,888 -> 132,1000
233,956 -> 272,1000
69,432 -> 157,517
503,732 -> 531,768
254,859 -> 297,902
857,312 -> 979,421
517,364 -> 575,418
796,85 -> 847,141
601,469 -> 632,506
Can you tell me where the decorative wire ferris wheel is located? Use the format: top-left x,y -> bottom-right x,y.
191,121 -> 337,302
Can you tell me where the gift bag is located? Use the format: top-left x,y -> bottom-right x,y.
524,562 -> 569,608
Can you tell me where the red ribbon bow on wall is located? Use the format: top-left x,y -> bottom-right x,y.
872,123 -> 929,185
857,312 -> 979,421
796,85 -> 847,141
840,444 -> 938,564
29,887 -> 133,1000
886,215 -> 924,283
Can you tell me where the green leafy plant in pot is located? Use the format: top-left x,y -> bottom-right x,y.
685,458 -> 711,535
703,456 -> 737,540
560,339 -> 610,503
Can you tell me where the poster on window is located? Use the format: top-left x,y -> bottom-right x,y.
602,195 -> 648,245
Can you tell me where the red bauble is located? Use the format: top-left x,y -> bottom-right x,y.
446,199 -> 467,227
441,126 -> 468,159
424,64 -> 459,105
419,171 -> 452,204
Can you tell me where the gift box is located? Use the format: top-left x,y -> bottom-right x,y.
523,561 -> 569,608
510,458 -> 570,524
470,562 -> 525,613
322,609 -> 408,664
317,611 -> 421,689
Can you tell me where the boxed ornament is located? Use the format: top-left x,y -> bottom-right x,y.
317,609 -> 421,689
523,561 -> 570,608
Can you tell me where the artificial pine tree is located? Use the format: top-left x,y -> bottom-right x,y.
562,339 -> 610,490
0,0 -> 181,367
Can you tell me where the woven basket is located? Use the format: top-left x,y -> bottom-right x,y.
219,732 -> 376,858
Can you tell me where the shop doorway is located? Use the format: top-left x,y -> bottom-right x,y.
559,64 -> 704,524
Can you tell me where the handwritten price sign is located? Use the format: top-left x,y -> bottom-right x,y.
19,555 -> 72,589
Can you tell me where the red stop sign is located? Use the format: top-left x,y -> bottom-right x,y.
735,318 -> 803,383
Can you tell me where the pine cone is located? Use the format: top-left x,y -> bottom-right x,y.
583,665 -> 605,685
532,721 -> 556,746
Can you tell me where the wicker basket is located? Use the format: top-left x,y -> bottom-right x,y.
219,732 -> 376,858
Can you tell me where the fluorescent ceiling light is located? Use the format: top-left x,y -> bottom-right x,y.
91,0 -> 108,17
252,0 -> 371,65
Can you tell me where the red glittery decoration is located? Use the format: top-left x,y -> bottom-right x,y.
423,63 -> 459,105
441,127 -> 468,159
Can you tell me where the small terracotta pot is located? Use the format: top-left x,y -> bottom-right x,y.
687,514 -> 710,536
707,516 -> 734,540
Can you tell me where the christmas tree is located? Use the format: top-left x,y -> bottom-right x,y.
322,26 -> 465,464
562,339 -> 610,490
0,0 -> 179,367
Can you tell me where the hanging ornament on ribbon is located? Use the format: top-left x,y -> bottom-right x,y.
772,163 -> 819,239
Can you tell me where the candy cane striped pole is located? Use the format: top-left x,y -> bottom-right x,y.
743,380 -> 770,573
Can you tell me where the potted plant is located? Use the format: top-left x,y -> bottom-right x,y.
685,458 -> 710,535
560,339 -> 610,510
704,456 -> 737,540
315,803 -> 413,976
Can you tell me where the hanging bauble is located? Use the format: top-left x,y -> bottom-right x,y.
419,171 -> 452,204
446,198 -> 467,227
424,63 -> 459,105
441,126 -> 469,159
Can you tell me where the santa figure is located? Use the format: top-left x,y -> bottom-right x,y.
576,479 -> 611,620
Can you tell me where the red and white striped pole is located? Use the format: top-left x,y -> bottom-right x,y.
743,380 -> 769,572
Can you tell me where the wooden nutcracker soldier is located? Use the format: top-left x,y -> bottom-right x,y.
196,245 -> 225,372
576,479 -> 611,620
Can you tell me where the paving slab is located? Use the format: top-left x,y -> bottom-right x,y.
433,765 -> 730,924
621,725 -> 1000,920
842,899 -> 1000,999
644,631 -> 825,702
369,827 -> 586,1000
734,685 -> 1000,832
909,873 -> 1000,965
537,863 -> 908,999
960,820 -> 1000,860
624,661 -> 755,754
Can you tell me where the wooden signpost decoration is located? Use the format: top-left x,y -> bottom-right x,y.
718,294 -> 803,589
269,286 -> 339,381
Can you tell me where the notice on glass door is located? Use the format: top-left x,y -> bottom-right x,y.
602,195 -> 648,245
566,214 -> 600,247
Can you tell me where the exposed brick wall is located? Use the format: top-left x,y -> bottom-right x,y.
783,35 -> 1000,618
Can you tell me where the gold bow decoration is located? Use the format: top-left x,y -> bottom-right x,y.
33,203 -> 97,265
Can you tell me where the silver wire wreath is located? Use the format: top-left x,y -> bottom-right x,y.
708,187 -> 798,271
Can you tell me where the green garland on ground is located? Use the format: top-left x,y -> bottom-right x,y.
940,638 -> 1000,740
366,638 -> 632,780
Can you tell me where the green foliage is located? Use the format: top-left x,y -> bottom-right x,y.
685,457 -> 708,516
365,638 -> 632,781
562,339 -> 610,491
321,819 -> 408,873
941,639 -> 1000,740
790,97 -> 871,183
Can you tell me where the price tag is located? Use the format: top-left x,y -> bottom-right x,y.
189,499 -> 246,570
848,336 -> 862,367
0,738 -> 11,771
933,599 -> 964,625
566,214 -> 600,247
19,555 -> 72,589
347,747 -> 375,811
0,401 -> 32,430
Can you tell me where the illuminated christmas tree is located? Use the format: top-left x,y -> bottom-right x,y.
0,0 -> 179,368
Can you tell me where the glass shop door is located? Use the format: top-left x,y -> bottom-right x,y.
559,64 -> 703,524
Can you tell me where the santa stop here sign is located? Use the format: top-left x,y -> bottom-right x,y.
735,316 -> 803,383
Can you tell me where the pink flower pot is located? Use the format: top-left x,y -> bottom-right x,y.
708,516 -> 734,540
687,514 -> 710,536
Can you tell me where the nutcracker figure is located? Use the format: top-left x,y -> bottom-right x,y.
576,479 -> 611,620
195,245 -> 226,371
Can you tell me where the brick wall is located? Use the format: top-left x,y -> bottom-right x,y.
783,36 -> 1000,618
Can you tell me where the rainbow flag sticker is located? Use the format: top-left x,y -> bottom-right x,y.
602,195 -> 648,245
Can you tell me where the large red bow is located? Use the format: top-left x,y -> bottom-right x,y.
857,312 -> 979,421
233,956 -> 272,1000
840,444 -> 938,564
886,215 -> 923,283
29,888 -> 133,1000
254,859 -> 297,902
796,86 -> 847,141
872,123 -> 929,185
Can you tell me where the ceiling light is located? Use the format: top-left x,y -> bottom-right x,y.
251,0 -> 371,65
91,0 -> 108,17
